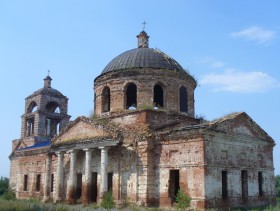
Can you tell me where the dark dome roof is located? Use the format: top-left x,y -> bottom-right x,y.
102,48 -> 185,74
26,88 -> 65,99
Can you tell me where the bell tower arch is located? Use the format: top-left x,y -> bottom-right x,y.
21,75 -> 71,141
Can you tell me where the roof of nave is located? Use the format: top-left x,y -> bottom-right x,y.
165,112 -> 274,143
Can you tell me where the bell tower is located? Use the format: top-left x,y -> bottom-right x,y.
20,75 -> 71,145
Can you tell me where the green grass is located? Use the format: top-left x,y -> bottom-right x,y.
0,197 -> 279,211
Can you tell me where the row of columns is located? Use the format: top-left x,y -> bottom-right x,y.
42,147 -> 109,203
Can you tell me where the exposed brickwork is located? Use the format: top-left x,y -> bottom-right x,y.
9,32 -> 276,210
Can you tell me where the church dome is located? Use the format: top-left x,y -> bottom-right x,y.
101,48 -> 185,74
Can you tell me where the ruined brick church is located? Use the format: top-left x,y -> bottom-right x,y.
9,30 -> 276,210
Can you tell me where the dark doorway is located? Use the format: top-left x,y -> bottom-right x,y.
241,170 -> 248,199
108,172 -> 113,192
76,173 -> 82,200
36,174 -> 41,192
258,172 -> 263,196
154,84 -> 164,108
222,171 -> 228,200
179,86 -> 188,112
23,175 -> 28,191
126,83 -> 137,109
169,170 -> 180,203
91,172 -> 98,202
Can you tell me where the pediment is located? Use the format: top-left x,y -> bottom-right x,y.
208,112 -> 274,142
52,116 -> 114,145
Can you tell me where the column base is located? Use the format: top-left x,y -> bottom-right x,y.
54,197 -> 63,203
42,196 -> 49,203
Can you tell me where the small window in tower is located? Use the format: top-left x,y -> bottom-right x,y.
36,174 -> 41,192
23,174 -> 28,191
125,83 -> 137,110
154,84 -> 164,108
102,86 -> 110,112
179,86 -> 188,112
46,118 -> 51,136
27,118 -> 34,136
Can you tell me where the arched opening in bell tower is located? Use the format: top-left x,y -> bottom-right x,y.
45,101 -> 61,137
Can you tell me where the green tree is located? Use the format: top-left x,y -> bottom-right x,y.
275,175 -> 280,197
0,177 -> 9,196
100,191 -> 115,209
175,188 -> 191,210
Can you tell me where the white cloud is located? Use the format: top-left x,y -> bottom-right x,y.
231,26 -> 276,45
197,57 -> 225,68
200,69 -> 280,93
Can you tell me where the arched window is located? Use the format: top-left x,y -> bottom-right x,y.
27,101 -> 37,113
154,84 -> 164,108
125,83 -> 137,109
102,86 -> 110,112
45,101 -> 60,113
179,86 -> 188,112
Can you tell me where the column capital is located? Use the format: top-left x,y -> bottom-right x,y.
99,146 -> 110,150
67,149 -> 77,154
83,148 -> 92,152
55,151 -> 65,157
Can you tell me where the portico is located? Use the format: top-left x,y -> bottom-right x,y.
46,135 -> 119,204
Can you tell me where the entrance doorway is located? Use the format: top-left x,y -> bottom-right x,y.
169,170 -> 180,203
76,173 -> 82,200
108,172 -> 113,192
91,172 -> 98,202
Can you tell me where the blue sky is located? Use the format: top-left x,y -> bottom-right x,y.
0,0 -> 279,177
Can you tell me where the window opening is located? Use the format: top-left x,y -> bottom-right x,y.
45,118 -> 59,137
27,118 -> 34,136
222,171 -> 228,200
126,83 -> 137,109
91,172 -> 98,202
36,174 -> 41,192
179,86 -> 188,112
45,101 -> 60,113
27,101 -> 37,113
169,170 -> 180,203
102,86 -> 110,112
258,172 -> 263,196
241,170 -> 248,198
50,174 -> 54,192
24,175 -> 28,191
108,172 -> 113,192
154,84 -> 164,108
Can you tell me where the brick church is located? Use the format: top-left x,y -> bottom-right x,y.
9,30 -> 276,210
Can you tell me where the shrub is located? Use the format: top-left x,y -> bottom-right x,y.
175,189 -> 191,210
100,190 -> 115,209
0,177 -> 9,196
2,188 -> 16,200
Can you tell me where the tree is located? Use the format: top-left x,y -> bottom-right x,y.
0,177 -> 9,196
275,175 -> 280,197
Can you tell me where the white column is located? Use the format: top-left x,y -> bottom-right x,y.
67,150 -> 77,203
82,148 -> 92,203
100,147 -> 109,197
55,151 -> 64,202
43,155 -> 51,202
